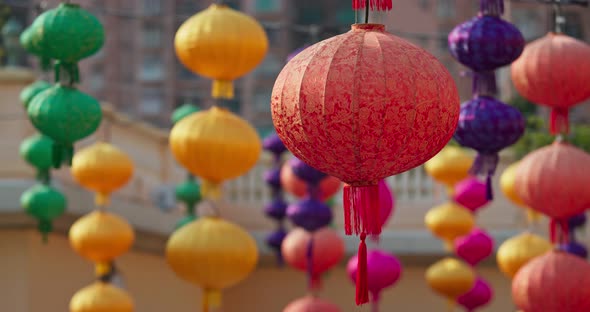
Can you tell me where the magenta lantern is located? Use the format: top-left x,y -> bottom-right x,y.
454,228 -> 494,266
347,249 -> 402,311
457,277 -> 493,312
453,177 -> 489,212
378,180 -> 395,228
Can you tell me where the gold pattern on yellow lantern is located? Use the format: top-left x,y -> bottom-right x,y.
426,258 -> 476,300
500,162 -> 541,222
169,106 -> 261,199
71,142 -> 134,206
166,217 -> 258,312
496,232 -> 552,278
69,210 -> 134,274
424,146 -> 474,194
425,202 -> 475,250
70,282 -> 134,312
174,4 -> 268,99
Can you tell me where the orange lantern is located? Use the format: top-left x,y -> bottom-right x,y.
511,33 -> 590,134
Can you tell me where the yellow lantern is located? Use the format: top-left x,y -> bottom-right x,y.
70,282 -> 134,312
69,210 -> 134,275
424,146 -> 474,194
425,202 -> 475,249
496,232 -> 552,278
72,142 -> 134,206
169,106 -> 261,198
499,162 -> 541,222
166,217 -> 258,311
426,258 -> 475,300
175,4 -> 268,99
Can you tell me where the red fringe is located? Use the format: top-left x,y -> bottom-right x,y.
356,233 -> 369,305
550,218 -> 570,244
343,185 -> 381,236
550,108 -> 570,135
352,0 -> 393,11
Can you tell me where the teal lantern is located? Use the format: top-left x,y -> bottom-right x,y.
27,3 -> 104,83
171,103 -> 200,125
19,134 -> 54,183
20,184 -> 67,241
27,85 -> 102,168
175,175 -> 202,228
20,80 -> 52,109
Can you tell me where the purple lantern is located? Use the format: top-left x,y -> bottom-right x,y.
263,168 -> 282,189
448,0 -> 524,72
263,133 -> 287,156
453,177 -> 489,213
287,197 -> 332,232
266,228 -> 288,265
569,213 -> 587,229
561,241 -> 588,259
264,198 -> 288,220
454,228 -> 494,266
457,277 -> 493,312
289,158 -> 327,186
453,91 -> 525,200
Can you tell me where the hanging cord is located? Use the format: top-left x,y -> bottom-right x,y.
553,0 -> 566,33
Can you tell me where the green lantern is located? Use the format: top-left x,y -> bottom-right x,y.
20,80 -> 52,109
28,3 -> 104,83
20,184 -> 67,241
171,103 -> 200,125
27,85 -> 102,168
175,175 -> 202,216
20,26 -> 52,70
19,134 -> 54,183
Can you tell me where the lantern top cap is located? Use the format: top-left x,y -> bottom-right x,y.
352,24 -> 385,32
209,3 -> 229,9
59,2 -> 81,9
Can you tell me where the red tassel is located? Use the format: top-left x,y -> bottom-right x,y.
352,0 -> 393,11
356,233 -> 369,305
343,184 -> 381,236
550,219 -> 557,244
550,108 -> 569,135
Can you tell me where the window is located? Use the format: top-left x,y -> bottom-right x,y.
512,9 -> 543,41
140,54 -> 164,81
175,0 -> 202,14
419,0 -> 431,11
143,0 -> 162,15
255,0 -> 280,13
176,59 -> 198,80
563,12 -> 584,40
89,65 -> 104,92
140,88 -> 164,115
142,23 -> 162,47
436,0 -> 456,19
224,0 -> 241,10
254,89 -> 272,113
439,26 -> 453,52
255,53 -> 282,79
120,52 -> 135,82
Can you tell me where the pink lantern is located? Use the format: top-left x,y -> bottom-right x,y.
283,296 -> 341,312
378,179 -> 395,228
454,228 -> 494,266
457,277 -> 493,312
513,251 -> 590,312
453,177 -> 489,212
281,162 -> 342,201
282,227 -> 344,288
347,249 -> 402,311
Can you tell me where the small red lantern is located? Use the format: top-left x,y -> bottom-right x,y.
511,33 -> 590,134
513,251 -> 590,312
515,141 -> 590,242
271,3 -> 459,304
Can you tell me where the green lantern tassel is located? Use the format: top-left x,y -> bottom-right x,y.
36,169 -> 51,185
38,219 -> 53,244
54,61 -> 80,85
52,142 -> 74,168
40,57 -> 52,72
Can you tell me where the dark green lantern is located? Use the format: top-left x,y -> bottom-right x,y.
20,80 -> 52,109
27,85 -> 102,168
27,3 -> 104,83
19,134 -> 54,183
171,103 -> 200,125
20,184 -> 67,242
175,175 -> 202,228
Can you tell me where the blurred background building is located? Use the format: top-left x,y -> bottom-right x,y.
2,0 -> 589,131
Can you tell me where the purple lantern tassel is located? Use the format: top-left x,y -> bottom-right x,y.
306,236 -> 319,289
480,0 -> 504,17
472,71 -> 497,98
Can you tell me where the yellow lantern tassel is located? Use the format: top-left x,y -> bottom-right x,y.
202,289 -> 222,312
95,192 -> 110,207
95,261 -> 112,278
443,240 -> 455,253
202,180 -> 222,200
447,298 -> 456,312
445,185 -> 455,197
212,80 -> 234,99
526,209 -> 542,223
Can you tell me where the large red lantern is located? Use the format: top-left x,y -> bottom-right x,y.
513,251 -> 590,312
511,33 -> 590,134
515,141 -> 590,242
271,3 -> 459,303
